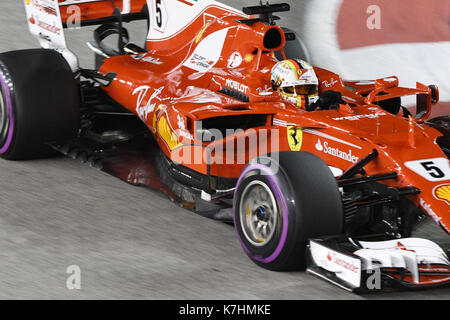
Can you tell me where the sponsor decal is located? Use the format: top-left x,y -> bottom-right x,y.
132,54 -> 163,65
315,139 -> 324,152
132,86 -> 165,122
287,126 -> 303,151
142,56 -> 162,64
25,0 -> 66,48
29,0 -> 58,16
332,111 -> 387,121
41,4 -> 57,16
420,198 -> 443,225
315,139 -> 359,163
183,28 -> 230,73
36,19 -> 62,35
227,51 -> 243,69
256,85 -> 273,96
271,62 -> 293,83
327,252 -> 360,273
310,241 -> 362,288
433,184 -> 450,205
225,79 -> 248,94
322,78 -> 338,88
188,54 -> 214,71
158,116 -> 182,151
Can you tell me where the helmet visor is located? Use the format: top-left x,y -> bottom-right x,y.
283,84 -> 317,96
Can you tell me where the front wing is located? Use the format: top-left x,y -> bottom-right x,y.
307,235 -> 450,292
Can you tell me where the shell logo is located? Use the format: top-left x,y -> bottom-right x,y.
157,116 -> 181,151
434,184 -> 450,205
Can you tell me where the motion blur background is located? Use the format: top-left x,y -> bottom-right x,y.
6,1 -> 450,113
298,0 -> 450,117
0,0 -> 448,299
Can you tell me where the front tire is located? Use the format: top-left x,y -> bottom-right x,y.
0,49 -> 80,160
233,152 -> 343,271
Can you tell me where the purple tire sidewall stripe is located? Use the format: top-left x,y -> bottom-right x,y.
233,163 -> 289,264
0,66 -> 14,154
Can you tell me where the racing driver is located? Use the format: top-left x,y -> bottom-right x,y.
271,59 -> 345,111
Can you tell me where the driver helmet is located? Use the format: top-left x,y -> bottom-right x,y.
271,59 -> 319,108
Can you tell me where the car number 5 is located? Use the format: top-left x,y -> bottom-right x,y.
420,161 -> 445,178
155,0 -> 162,29
404,158 -> 450,182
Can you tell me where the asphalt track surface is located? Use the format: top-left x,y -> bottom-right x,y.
0,0 -> 448,300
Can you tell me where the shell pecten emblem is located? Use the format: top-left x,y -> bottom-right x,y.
434,184 -> 450,205
287,126 -> 303,151
158,116 -> 181,151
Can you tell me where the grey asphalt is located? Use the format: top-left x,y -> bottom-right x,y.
0,0 -> 448,300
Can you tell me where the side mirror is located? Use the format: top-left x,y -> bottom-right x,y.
415,82 -> 437,123
429,85 -> 439,105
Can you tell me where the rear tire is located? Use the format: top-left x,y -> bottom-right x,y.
0,49 -> 80,160
233,152 -> 343,271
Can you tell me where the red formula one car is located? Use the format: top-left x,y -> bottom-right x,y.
0,0 -> 449,291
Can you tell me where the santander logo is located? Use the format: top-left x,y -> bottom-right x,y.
315,139 -> 359,163
327,252 -> 359,273
315,139 -> 324,152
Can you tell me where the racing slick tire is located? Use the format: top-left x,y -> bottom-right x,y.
0,49 -> 80,160
233,152 -> 343,271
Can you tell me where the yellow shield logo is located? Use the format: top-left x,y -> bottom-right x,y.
287,126 -> 303,151
158,116 -> 181,151
434,184 -> 450,205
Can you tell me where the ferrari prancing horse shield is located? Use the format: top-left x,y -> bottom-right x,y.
287,126 -> 303,151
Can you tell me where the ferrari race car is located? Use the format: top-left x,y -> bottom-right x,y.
0,0 -> 449,292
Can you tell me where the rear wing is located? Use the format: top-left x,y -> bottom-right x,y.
24,0 -> 148,70
57,0 -> 148,27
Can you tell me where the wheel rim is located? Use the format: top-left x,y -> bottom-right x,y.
239,180 -> 279,247
0,85 -> 9,146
